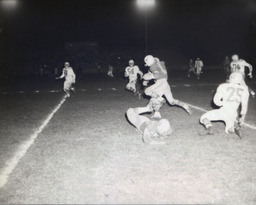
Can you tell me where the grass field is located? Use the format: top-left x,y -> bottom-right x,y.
0,70 -> 256,204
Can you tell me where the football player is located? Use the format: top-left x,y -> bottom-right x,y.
56,62 -> 76,98
194,58 -> 204,79
223,56 -> 231,79
107,65 -> 114,78
143,55 -> 191,115
126,107 -> 172,144
200,72 -> 249,138
124,60 -> 143,97
230,54 -> 253,78
187,59 -> 195,77
230,54 -> 255,97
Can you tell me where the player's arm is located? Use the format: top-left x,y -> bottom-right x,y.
244,61 -> 253,78
143,71 -> 155,81
124,67 -> 129,77
71,68 -> 76,83
239,87 -> 250,125
137,67 -> 143,79
56,69 -> 65,79
213,85 -> 224,107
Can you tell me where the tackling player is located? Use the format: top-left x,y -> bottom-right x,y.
56,62 -> 76,98
124,60 -> 143,97
126,107 -> 172,144
142,55 -> 191,115
230,54 -> 255,97
194,58 -> 204,79
199,72 -> 249,138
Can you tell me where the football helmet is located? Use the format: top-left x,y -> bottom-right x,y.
157,119 -> 172,136
129,60 -> 134,66
232,54 -> 239,61
144,55 -> 155,66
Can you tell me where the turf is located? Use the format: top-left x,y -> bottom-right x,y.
0,70 -> 256,204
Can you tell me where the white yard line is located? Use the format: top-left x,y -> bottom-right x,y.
0,96 -> 66,188
186,102 -> 256,130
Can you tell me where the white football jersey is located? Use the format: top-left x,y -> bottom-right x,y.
214,82 -> 249,115
195,60 -> 203,68
60,67 -> 76,82
125,65 -> 143,80
230,59 -> 251,76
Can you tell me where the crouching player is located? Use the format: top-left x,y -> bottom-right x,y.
126,107 -> 172,144
124,60 -> 143,97
56,62 -> 76,98
143,55 -> 191,115
199,72 -> 249,138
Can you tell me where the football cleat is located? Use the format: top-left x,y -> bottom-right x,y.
151,111 -> 161,120
199,126 -> 214,136
250,90 -> 255,98
234,127 -> 242,139
71,87 -> 76,94
183,104 -> 192,115
65,93 -> 70,98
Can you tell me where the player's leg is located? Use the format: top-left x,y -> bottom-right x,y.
126,82 -> 132,91
188,67 -> 194,77
130,80 -> 136,93
162,84 -> 191,115
63,81 -> 72,97
144,80 -> 163,97
196,68 -> 201,79
248,87 -> 255,98
199,109 -> 225,135
135,79 -> 143,98
70,83 -> 75,93
126,108 -> 150,133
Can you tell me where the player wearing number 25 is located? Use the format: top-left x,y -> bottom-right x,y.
200,72 -> 249,136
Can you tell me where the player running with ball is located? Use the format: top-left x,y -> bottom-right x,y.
124,60 -> 143,97
142,55 -> 191,116
200,72 -> 249,138
56,62 -> 76,98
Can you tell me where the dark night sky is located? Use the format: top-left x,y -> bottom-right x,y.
1,0 -> 256,64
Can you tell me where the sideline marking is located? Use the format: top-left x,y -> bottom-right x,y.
186,102 -> 256,130
0,96 -> 66,188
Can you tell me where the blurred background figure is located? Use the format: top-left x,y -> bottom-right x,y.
187,59 -> 195,78
195,58 -> 204,79
223,56 -> 230,79
107,64 -> 114,78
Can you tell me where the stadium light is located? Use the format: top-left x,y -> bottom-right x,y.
136,0 -> 155,9
0,0 -> 18,10
136,0 -> 156,54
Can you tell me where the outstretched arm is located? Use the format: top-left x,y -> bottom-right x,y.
244,61 -> 253,78
56,69 -> 65,79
